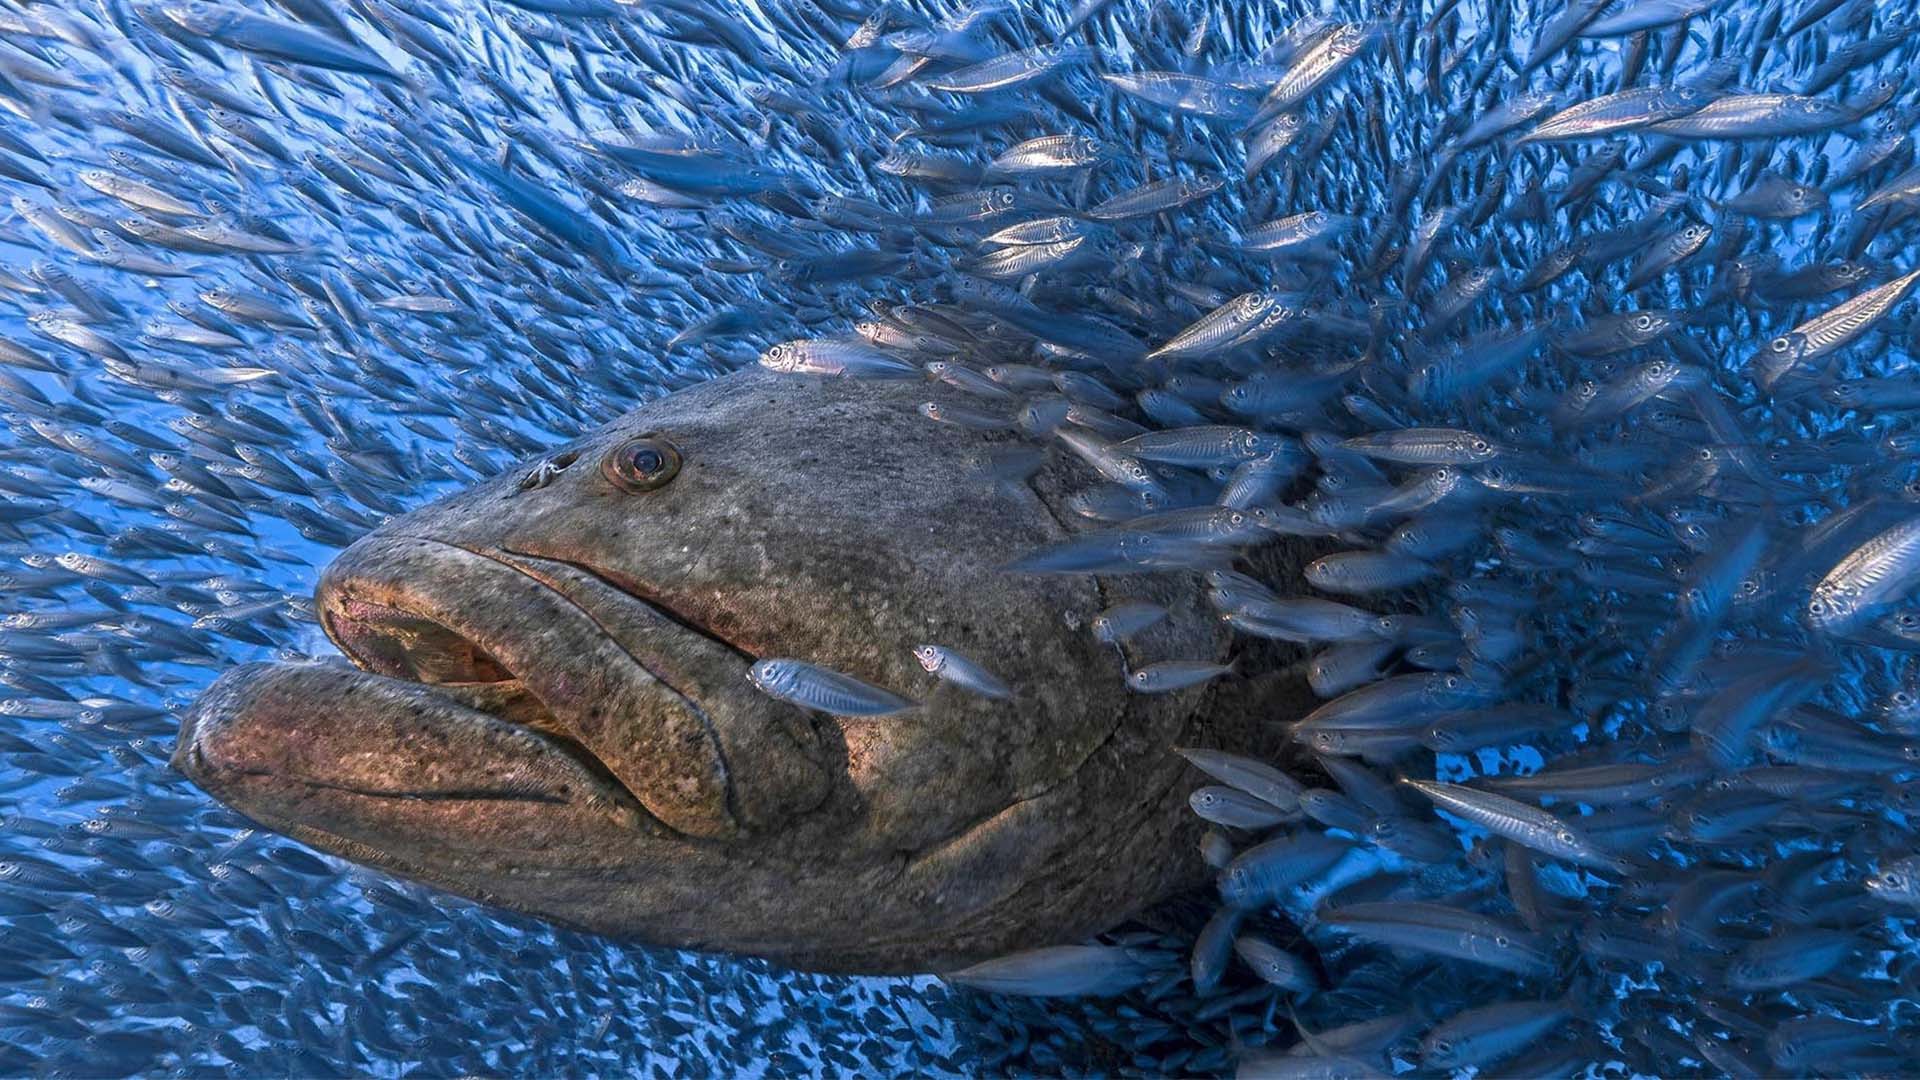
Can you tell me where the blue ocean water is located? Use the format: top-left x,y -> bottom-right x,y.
3,0 -> 1920,1075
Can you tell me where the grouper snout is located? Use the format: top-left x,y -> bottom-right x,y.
176,368 -> 1296,973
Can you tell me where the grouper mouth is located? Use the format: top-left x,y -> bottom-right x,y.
176,532 -> 836,851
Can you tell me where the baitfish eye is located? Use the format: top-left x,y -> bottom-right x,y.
603,434 -> 682,493
513,448 -> 580,496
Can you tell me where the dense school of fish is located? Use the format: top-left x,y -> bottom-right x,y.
1,0 -> 1919,1072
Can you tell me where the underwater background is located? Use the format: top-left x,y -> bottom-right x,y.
2,0 -> 1920,1074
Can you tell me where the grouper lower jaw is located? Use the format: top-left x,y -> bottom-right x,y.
174,368 -> 1299,974
173,662 -> 653,855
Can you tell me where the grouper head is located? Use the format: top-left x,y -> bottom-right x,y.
175,368 -> 1298,974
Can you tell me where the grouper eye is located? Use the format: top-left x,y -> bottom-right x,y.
603,434 -> 682,493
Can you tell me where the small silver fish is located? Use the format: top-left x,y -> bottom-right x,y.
1188,786 -> 1293,828
1404,779 -> 1629,873
1091,602 -> 1167,643
1232,935 -> 1318,994
760,338 -> 920,379
945,944 -> 1151,997
746,659 -> 917,717
1127,659 -> 1235,693
911,644 -> 1013,700
1340,427 -> 1504,465
1174,747 -> 1303,811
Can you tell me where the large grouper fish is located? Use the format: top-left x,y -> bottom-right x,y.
174,367 -> 1308,974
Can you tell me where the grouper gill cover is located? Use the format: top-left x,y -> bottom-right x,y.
0,0 -> 1919,1074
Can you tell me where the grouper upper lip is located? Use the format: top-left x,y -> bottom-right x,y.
319,536 -> 748,743
288,531 -> 832,841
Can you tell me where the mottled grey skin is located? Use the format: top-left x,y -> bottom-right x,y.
176,368 -> 1309,974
